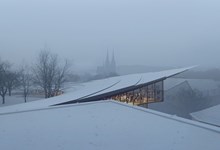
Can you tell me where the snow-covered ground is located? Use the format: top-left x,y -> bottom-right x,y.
0,100 -> 219,150
0,94 -> 43,107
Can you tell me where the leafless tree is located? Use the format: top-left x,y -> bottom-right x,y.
33,47 -> 70,98
6,70 -> 19,96
54,59 -> 70,96
19,65 -> 32,102
0,61 -> 10,104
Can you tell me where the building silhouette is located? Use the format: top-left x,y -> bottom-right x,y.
97,51 -> 117,77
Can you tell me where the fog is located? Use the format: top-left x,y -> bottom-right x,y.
1,0 -> 220,69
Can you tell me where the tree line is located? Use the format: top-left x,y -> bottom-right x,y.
0,47 -> 71,104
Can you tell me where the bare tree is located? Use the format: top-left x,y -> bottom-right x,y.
19,65 -> 32,102
6,70 -> 19,96
54,59 -> 70,96
0,61 -> 10,104
33,47 -> 70,98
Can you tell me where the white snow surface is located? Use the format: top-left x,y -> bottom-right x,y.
0,95 -> 42,107
0,66 -> 193,115
0,100 -> 219,150
191,104 -> 220,127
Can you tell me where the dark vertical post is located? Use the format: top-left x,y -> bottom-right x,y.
146,85 -> 148,108
154,83 -> 156,102
132,90 -> 135,105
162,80 -> 164,102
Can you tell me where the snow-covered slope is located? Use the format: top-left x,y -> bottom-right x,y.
191,104 -> 220,127
0,100 -> 219,150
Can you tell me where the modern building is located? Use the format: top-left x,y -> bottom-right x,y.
0,67 -> 193,114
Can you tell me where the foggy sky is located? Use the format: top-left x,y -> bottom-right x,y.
1,0 -> 220,69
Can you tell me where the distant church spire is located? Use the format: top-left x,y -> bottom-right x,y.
111,50 -> 116,73
96,49 -> 117,77
105,49 -> 110,67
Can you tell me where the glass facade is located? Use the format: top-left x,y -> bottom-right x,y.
109,80 -> 164,107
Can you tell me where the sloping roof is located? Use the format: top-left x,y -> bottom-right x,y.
0,66 -> 193,115
0,100 -> 219,150
191,104 -> 220,127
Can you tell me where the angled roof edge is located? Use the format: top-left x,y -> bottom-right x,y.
166,66 -> 197,78
55,66 -> 196,106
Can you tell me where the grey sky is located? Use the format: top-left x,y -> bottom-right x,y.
1,0 -> 220,69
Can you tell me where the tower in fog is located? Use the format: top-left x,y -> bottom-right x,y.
97,51 -> 117,77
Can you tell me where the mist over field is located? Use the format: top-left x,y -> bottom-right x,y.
1,0 -> 220,70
